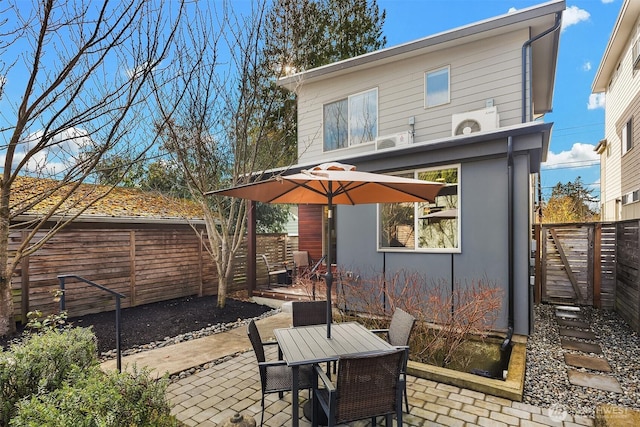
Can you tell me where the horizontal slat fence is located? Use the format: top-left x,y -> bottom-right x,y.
10,221 -> 295,321
616,220 -> 640,332
536,222 -> 616,310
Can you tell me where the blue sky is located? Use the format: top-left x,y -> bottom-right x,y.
377,0 -> 620,202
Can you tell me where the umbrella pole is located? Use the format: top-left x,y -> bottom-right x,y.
326,191 -> 333,339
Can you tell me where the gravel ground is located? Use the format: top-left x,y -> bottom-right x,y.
524,303 -> 640,418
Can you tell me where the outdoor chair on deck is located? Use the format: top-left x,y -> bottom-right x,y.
370,308 -> 416,413
311,348 -> 406,427
247,320 -> 313,427
260,254 -> 289,288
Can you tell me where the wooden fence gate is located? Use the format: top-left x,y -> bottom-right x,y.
534,223 -> 616,309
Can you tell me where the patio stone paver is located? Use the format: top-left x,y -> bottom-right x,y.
557,318 -> 591,329
153,306 -> 593,426
567,370 -> 623,394
561,338 -> 603,354
564,353 -> 612,372
559,328 -> 597,340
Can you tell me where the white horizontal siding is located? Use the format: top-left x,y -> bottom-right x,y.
296,28 -> 529,164
599,26 -> 640,220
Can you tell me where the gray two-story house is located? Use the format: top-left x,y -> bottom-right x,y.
276,0 -> 564,336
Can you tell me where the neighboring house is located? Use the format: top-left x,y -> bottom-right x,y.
275,0 -> 565,336
592,0 -> 640,221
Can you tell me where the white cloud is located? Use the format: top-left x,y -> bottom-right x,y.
601,0 -> 615,4
544,142 -> 600,169
3,127 -> 93,175
583,61 -> 592,71
562,6 -> 590,31
587,93 -> 606,109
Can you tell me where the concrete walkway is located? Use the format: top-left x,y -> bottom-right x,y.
101,302 -> 595,427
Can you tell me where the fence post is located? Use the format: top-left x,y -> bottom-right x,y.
534,224 -> 542,303
593,223 -> 602,308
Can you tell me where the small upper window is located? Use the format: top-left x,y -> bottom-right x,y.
622,118 -> 633,155
425,66 -> 450,108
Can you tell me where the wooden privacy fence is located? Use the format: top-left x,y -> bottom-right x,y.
535,220 -> 640,333
534,223 -> 616,309
10,219 -> 296,322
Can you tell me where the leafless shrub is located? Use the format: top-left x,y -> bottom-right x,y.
335,269 -> 503,370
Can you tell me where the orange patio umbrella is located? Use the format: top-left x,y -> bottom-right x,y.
209,162 -> 444,338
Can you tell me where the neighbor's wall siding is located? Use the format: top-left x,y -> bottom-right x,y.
600,19 -> 640,221
295,28 -> 528,165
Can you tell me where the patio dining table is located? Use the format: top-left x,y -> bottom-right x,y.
274,321 -> 395,427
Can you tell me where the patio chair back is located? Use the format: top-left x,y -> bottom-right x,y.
313,348 -> 405,426
292,301 -> 327,327
247,319 -> 313,427
387,308 -> 416,347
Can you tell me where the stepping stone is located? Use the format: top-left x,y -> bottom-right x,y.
555,305 -> 581,312
556,310 -> 585,320
557,318 -> 591,329
561,338 -> 602,354
564,354 -> 612,372
559,328 -> 597,340
567,370 -> 622,393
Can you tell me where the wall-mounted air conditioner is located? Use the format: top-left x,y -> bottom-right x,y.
451,106 -> 500,136
375,131 -> 412,150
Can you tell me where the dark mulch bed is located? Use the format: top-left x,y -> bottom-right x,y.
1,295 -> 272,354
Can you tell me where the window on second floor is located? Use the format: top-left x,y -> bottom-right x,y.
622,189 -> 639,205
323,88 -> 377,151
622,118 -> 633,155
378,165 -> 459,252
425,66 -> 450,108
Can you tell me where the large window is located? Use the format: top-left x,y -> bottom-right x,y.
425,66 -> 450,108
379,166 -> 459,252
323,88 -> 377,151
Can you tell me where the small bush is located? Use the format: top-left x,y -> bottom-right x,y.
10,367 -> 179,427
0,327 -> 97,425
1,327 -> 180,427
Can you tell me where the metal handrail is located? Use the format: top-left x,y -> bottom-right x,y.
58,274 -> 126,372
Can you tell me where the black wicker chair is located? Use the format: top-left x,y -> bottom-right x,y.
311,349 -> 406,427
370,308 -> 416,413
247,320 -> 313,427
291,301 -> 328,327
291,301 -> 334,373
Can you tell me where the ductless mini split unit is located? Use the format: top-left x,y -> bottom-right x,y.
451,106 -> 500,136
375,131 -> 412,150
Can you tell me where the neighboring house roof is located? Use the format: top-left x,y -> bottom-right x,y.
11,175 -> 204,223
278,0 -> 564,115
592,0 -> 640,92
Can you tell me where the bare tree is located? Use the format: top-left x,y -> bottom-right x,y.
0,0 -> 183,336
154,0 -> 295,308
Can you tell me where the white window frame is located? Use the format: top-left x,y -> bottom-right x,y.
322,88 -> 378,152
424,66 -> 450,108
377,164 -> 461,253
622,118 -> 633,155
